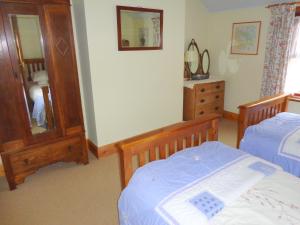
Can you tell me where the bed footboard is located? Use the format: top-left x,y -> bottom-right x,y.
237,94 -> 290,148
118,113 -> 221,188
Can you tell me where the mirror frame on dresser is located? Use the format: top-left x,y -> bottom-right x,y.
201,49 -> 210,76
186,39 -> 202,76
0,0 -> 88,190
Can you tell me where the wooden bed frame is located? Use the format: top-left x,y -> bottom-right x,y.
24,58 -> 45,81
118,113 -> 221,188
237,94 -> 291,148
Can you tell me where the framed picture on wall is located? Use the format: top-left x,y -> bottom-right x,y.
231,21 -> 261,55
116,6 -> 163,51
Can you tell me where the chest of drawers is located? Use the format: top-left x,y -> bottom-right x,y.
183,80 -> 225,120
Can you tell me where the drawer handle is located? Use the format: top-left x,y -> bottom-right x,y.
200,99 -> 205,103
199,111 -> 204,115
201,88 -> 205,92
24,159 -> 31,165
68,145 -> 73,152
215,107 -> 219,111
216,85 -> 220,89
215,95 -> 220,99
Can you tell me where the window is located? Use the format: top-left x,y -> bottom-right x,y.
285,7 -> 300,95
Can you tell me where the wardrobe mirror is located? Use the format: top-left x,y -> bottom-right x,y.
9,14 -> 55,135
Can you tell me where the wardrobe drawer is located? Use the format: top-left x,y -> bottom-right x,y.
195,92 -> 224,106
195,81 -> 225,95
195,102 -> 224,118
9,137 -> 82,174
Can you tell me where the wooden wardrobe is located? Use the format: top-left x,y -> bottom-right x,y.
0,0 -> 88,190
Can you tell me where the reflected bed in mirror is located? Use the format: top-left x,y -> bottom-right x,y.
9,14 -> 55,135
117,6 -> 163,51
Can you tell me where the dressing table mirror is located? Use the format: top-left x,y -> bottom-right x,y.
185,39 -> 201,79
185,39 -> 210,80
201,49 -> 210,76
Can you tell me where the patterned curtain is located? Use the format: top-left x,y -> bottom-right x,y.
260,4 -> 296,97
152,17 -> 160,46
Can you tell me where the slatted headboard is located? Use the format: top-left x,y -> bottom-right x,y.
237,94 -> 291,148
23,58 -> 45,81
118,113 -> 221,188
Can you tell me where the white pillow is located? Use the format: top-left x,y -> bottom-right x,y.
29,84 -> 43,101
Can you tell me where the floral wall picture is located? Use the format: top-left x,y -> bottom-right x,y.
231,21 -> 261,55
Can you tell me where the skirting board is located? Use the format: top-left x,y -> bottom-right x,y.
88,111 -> 239,158
223,110 -> 238,121
87,139 -> 119,159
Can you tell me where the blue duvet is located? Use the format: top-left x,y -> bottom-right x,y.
118,142 -> 248,225
240,112 -> 300,177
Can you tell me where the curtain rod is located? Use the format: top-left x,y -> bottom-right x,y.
266,2 -> 300,8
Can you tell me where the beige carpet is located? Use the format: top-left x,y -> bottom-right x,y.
0,119 -> 237,225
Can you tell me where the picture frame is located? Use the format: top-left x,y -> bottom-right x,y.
231,21 -> 261,55
116,6 -> 163,51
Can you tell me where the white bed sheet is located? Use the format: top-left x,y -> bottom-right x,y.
211,170 -> 300,225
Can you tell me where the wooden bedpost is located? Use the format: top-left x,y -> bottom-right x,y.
120,149 -> 133,189
208,118 -> 219,141
237,106 -> 249,148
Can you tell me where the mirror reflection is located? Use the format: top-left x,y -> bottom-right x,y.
10,14 -> 55,135
185,39 -> 201,75
118,7 -> 162,49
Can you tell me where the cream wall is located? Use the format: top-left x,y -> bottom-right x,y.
199,4 -> 300,114
288,101 -> 300,114
208,6 -> 300,113
208,7 -> 271,113
184,1 -> 272,113
73,0 -> 185,146
185,0 -> 210,51
72,0 -> 299,147
72,0 -> 98,144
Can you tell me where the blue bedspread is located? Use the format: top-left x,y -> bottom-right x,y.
118,142 -> 248,225
240,112 -> 300,177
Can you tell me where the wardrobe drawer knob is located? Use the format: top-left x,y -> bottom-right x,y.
200,88 -> 205,92
200,99 -> 205,103
215,95 -> 220,99
68,145 -> 73,152
24,159 -> 31,165
215,107 -> 219,111
199,111 -> 204,115
216,85 -> 220,89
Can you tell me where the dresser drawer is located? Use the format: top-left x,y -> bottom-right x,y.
195,102 -> 224,118
195,81 -> 224,95
9,137 -> 82,174
195,92 -> 224,106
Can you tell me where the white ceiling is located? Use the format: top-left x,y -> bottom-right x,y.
201,0 -> 296,12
